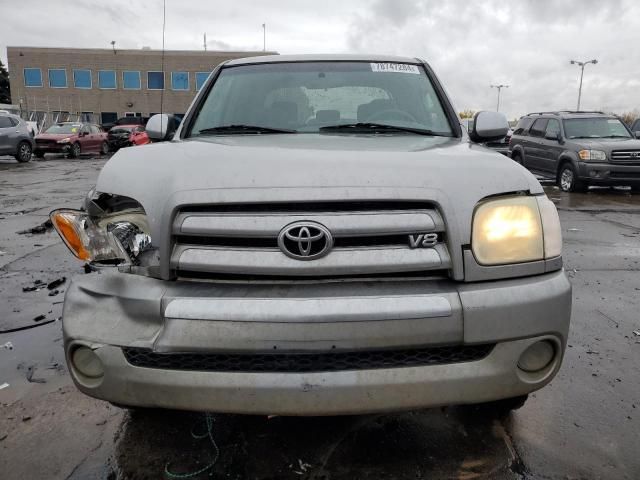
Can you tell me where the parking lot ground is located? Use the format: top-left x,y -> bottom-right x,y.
0,155 -> 639,479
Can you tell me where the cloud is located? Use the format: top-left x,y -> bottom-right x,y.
1,0 -> 639,118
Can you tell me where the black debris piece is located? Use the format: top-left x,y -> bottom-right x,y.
83,263 -> 98,274
33,314 -> 46,322
47,277 -> 66,290
48,289 -> 59,297
22,286 -> 39,292
17,219 -> 53,235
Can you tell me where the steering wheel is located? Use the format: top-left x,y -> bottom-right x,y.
366,109 -> 417,123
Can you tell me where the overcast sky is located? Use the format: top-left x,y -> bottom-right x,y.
2,0 -> 639,119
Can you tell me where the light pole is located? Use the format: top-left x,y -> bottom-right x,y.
570,59 -> 597,111
262,23 -> 266,51
490,84 -> 509,112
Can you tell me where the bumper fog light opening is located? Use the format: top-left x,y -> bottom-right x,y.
517,340 -> 555,373
71,346 -> 104,379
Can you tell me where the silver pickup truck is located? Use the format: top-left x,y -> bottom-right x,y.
51,54 -> 571,415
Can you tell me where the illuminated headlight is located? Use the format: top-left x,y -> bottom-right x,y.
472,196 -> 562,265
49,209 -> 152,264
57,137 -> 71,144
578,149 -> 606,162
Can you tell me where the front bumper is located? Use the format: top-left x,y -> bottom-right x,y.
577,161 -> 640,185
35,143 -> 71,153
63,270 -> 572,415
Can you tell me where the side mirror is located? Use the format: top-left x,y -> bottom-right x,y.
146,114 -> 179,142
469,111 -> 509,142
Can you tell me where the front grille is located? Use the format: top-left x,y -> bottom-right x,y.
122,344 -> 494,373
611,150 -> 640,164
170,201 -> 451,278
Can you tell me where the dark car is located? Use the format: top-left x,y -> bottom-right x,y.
630,118 -> 640,138
509,111 -> 640,192
107,125 -> 150,152
0,113 -> 34,162
35,122 -> 109,158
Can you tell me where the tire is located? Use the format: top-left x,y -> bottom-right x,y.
69,142 -> 81,158
558,163 -> 587,192
100,141 -> 110,155
34,150 -> 45,159
15,141 -> 32,163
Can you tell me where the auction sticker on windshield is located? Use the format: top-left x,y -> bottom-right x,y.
370,63 -> 420,74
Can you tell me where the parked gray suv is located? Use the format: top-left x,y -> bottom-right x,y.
51,55 -> 571,416
0,113 -> 34,162
509,111 -> 640,192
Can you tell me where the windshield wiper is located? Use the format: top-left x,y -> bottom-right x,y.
319,122 -> 445,136
197,125 -> 297,135
601,135 -> 631,138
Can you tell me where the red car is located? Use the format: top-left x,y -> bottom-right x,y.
34,123 -> 109,158
107,124 -> 151,152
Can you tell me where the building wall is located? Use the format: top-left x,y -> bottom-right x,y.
7,47 -> 275,122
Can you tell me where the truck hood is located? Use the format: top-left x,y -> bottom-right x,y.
571,137 -> 640,151
96,134 -> 543,244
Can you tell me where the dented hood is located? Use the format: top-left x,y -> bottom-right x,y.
95,134 -> 543,243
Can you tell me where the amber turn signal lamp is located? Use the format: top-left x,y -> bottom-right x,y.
50,210 -> 91,261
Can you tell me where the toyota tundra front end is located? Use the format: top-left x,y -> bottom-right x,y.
52,55 -> 571,415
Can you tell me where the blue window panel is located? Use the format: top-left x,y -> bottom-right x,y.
24,68 -> 43,87
73,69 -> 92,89
171,71 -> 189,90
147,71 -> 165,90
48,69 -> 67,88
123,71 -> 141,89
195,72 -> 210,91
98,70 -> 117,89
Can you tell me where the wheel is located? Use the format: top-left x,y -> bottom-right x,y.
69,142 -> 81,158
511,152 -> 523,165
558,163 -> 587,192
631,185 -> 640,193
15,141 -> 32,163
100,141 -> 110,155
34,150 -> 45,159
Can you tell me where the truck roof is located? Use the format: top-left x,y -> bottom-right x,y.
225,53 -> 423,66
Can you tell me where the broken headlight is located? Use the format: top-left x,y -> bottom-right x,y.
50,208 -> 152,265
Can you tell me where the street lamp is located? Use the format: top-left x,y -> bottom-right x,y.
570,59 -> 598,111
490,84 -> 509,112
262,23 -> 266,51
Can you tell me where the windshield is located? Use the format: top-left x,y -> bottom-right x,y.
563,117 -> 631,139
188,62 -> 454,136
46,123 -> 81,134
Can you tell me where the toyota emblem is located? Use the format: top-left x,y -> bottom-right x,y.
277,221 -> 333,260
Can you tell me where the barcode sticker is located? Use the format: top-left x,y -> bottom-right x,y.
370,63 -> 420,74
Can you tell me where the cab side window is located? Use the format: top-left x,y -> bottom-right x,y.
513,117 -> 533,135
81,125 -> 91,135
529,118 -> 549,138
90,125 -> 101,134
545,119 -> 561,139
0,116 -> 13,128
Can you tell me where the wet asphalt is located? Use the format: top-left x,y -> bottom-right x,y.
0,154 -> 638,480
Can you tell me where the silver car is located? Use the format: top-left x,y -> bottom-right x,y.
0,113 -> 34,162
51,55 -> 571,415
